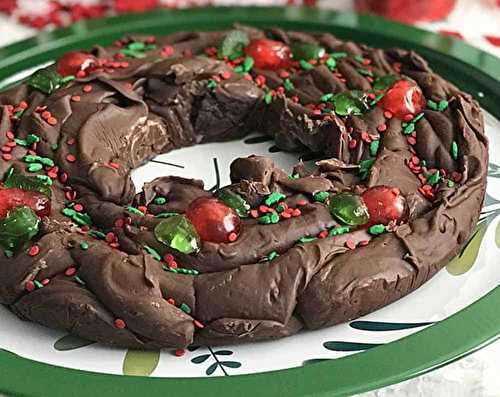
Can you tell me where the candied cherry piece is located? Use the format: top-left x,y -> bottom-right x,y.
0,206 -> 40,251
56,51 -> 97,76
329,192 -> 369,226
154,215 -> 200,254
0,187 -> 51,218
185,197 -> 241,243
361,186 -> 407,226
244,39 -> 292,70
379,79 -> 425,120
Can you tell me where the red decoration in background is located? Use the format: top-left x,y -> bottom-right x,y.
245,39 -> 292,70
0,187 -> 51,218
114,0 -> 159,13
379,80 -> 425,120
361,186 -> 406,226
185,197 -> 241,243
355,0 -> 456,23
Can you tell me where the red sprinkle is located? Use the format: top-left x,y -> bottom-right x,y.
250,209 -> 259,218
403,114 -> 414,122
6,131 -> 15,140
60,172 -> 68,183
407,136 -> 417,145
296,199 -> 307,206
348,138 -> 358,150
175,349 -> 185,357
41,278 -> 50,286
220,71 -> 231,80
105,232 -> 116,243
28,245 -> 40,256
164,253 -> 175,264
47,116 -> 57,125
65,267 -> 77,277
41,110 -> 51,120
358,240 -> 370,246
318,230 -> 329,239
66,154 -> 76,163
377,123 -> 387,132
25,281 -> 35,292
384,111 -> 393,119
19,101 -> 28,109
345,240 -> 356,250
114,319 -> 126,329
281,211 -> 291,219
193,320 -> 205,329
167,298 -> 176,305
228,232 -> 238,242
83,84 -> 93,93
161,45 -> 174,57
138,205 -> 148,214
73,203 -> 84,212
2,153 -> 12,161
108,162 -> 120,169
292,208 -> 301,217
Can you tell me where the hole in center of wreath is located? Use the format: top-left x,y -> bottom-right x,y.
131,133 -> 319,194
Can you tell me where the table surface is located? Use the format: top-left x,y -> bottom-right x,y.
0,2 -> 499,396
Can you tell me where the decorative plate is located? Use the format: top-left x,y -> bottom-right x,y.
0,7 -> 499,397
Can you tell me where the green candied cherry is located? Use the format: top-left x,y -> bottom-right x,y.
216,189 -> 250,218
218,30 -> 250,60
291,42 -> 325,61
154,215 -> 200,255
333,90 -> 370,116
3,167 -> 52,197
372,74 -> 399,92
0,206 -> 40,251
329,192 -> 369,226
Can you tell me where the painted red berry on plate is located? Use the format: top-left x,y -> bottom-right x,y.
361,186 -> 407,226
185,197 -> 241,243
0,187 -> 51,218
56,51 -> 97,77
379,79 -> 425,120
245,39 -> 292,70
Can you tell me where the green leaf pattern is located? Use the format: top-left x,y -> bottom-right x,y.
191,346 -> 241,376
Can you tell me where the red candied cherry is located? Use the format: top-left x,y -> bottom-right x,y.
244,39 -> 292,70
56,51 -> 98,76
0,187 -> 51,218
185,197 -> 241,243
361,186 -> 407,226
379,79 -> 425,120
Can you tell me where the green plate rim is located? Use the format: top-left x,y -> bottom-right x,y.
0,7 -> 499,397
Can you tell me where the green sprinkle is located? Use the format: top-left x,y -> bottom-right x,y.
298,236 -> 317,244
370,139 -> 380,156
438,100 -> 449,111
419,159 -> 427,167
369,224 -> 386,235
156,212 -> 179,218
62,208 -> 76,217
50,143 -> 58,151
313,191 -> 329,203
27,163 -> 43,172
265,192 -> 286,206
4,250 -> 13,258
427,100 -> 438,110
179,303 -> 192,314
267,251 -> 279,261
39,157 -> 54,167
369,93 -> 384,106
427,171 -> 441,186
326,57 -> 336,71
403,123 -> 415,135
88,230 -> 106,239
357,68 -> 373,77
15,110 -> 25,118
72,212 -> 92,226
283,78 -> 294,92
354,55 -> 364,63
26,134 -> 40,144
447,180 -> 456,188
15,138 -> 28,146
320,93 -> 334,102
80,242 -> 89,250
154,196 -> 167,205
35,175 -> 52,185
23,154 -> 41,163
34,280 -> 44,289
74,276 -> 86,286
451,141 -> 459,160
264,90 -> 273,105
275,205 -> 285,213
329,226 -> 350,236
299,59 -> 314,71
331,52 -> 347,59
127,206 -> 145,216
413,112 -> 425,123
270,212 -> 280,223
143,245 -> 161,261
207,79 -> 217,90
258,212 -> 280,225
288,173 -> 300,180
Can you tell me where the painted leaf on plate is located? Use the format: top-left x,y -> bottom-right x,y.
219,361 -> 241,369
191,354 -> 210,364
349,320 -> 433,331
323,341 -> 382,352
214,350 -> 233,356
54,334 -> 94,351
302,358 -> 331,366
206,362 -> 219,376
446,222 -> 488,276
122,350 -> 160,376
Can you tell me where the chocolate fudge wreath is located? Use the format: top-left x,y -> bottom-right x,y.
0,26 -> 487,348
